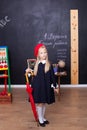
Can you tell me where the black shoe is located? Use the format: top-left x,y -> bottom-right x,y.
39,122 -> 45,127
44,120 -> 49,124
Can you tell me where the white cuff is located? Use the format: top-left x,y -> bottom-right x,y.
51,83 -> 58,88
28,73 -> 31,77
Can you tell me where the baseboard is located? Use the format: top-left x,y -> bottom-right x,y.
0,84 -> 87,88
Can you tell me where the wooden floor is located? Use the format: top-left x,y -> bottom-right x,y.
0,87 -> 87,130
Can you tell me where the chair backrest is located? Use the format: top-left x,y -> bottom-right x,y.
27,59 -> 36,70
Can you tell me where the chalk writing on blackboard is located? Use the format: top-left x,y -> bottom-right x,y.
0,16 -> 11,28
42,33 -> 68,62
44,33 -> 67,41
43,33 -> 68,48
57,49 -> 67,61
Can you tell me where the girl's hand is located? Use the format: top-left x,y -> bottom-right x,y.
25,68 -> 33,73
54,88 -> 59,94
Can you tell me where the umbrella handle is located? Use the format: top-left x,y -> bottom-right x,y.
25,72 -> 29,83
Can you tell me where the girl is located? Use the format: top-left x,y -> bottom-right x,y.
26,43 -> 58,127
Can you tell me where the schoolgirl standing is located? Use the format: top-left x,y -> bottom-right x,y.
26,43 -> 58,127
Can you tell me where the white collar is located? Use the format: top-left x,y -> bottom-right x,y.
39,60 -> 46,64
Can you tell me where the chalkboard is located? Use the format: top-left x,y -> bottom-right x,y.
0,0 -> 87,84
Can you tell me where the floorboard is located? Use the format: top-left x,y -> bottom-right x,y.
0,87 -> 87,130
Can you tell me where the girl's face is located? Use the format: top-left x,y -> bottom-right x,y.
38,47 -> 48,60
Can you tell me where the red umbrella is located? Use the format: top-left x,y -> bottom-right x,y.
25,73 -> 39,126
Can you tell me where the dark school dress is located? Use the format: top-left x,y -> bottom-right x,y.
31,62 -> 57,104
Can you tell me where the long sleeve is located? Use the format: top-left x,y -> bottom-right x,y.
50,65 -> 57,88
